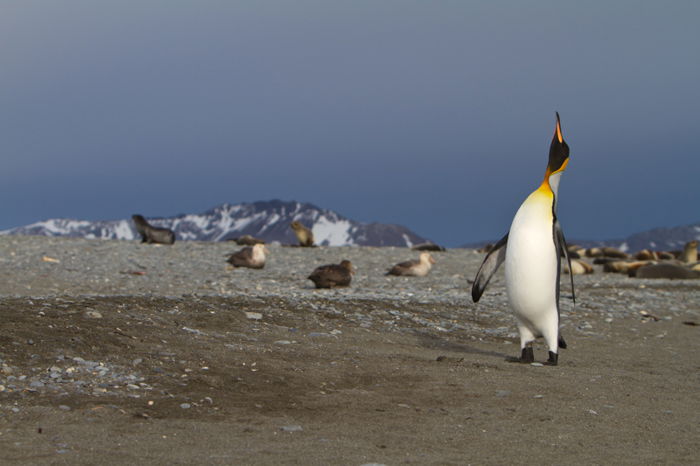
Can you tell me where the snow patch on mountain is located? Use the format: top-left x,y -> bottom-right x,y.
0,200 -> 429,248
313,218 -> 352,247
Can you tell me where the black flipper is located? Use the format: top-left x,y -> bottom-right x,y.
553,218 -> 572,356
554,218 -> 575,305
471,233 -> 508,303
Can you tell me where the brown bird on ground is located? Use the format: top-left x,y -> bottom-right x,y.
308,260 -> 354,288
226,244 -> 268,269
386,252 -> 435,277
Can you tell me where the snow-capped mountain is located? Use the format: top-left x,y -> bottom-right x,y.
0,200 -> 429,247
613,223 -> 700,252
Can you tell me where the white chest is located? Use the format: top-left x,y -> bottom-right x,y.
251,248 -> 266,265
504,190 -> 558,316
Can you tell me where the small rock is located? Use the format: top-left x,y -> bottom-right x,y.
58,405 -> 71,411
274,340 -> 292,345
0,385 -> 5,392
280,425 -> 303,432
245,312 -> 263,320
11,407 -> 19,413
530,362 -> 544,367
30,381 -> 45,388
180,403 -> 191,409
533,394 -> 544,399
496,390 -> 511,398
132,358 -> 143,366
84,311 -> 102,319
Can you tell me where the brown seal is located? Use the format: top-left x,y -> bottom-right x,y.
635,249 -> 658,261
308,260 -> 353,288
631,263 -> 700,279
386,252 -> 435,277
290,221 -> 315,247
411,243 -> 446,252
564,259 -> 594,275
566,245 -> 583,259
231,235 -> 266,246
226,244 -> 268,269
132,215 -> 175,245
601,247 -> 629,259
681,240 -> 698,263
603,260 -> 650,274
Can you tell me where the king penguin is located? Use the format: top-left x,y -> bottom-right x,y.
472,113 -> 574,366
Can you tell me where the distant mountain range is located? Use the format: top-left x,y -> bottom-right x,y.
590,223 -> 700,253
2,200 -> 697,252
0,200 -> 429,247
463,223 -> 700,253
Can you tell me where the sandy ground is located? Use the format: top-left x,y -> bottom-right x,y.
0,238 -> 698,465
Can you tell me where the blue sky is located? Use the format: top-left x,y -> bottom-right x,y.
2,1 -> 698,246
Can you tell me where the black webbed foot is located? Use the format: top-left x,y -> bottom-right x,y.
544,351 -> 558,366
506,347 -> 534,363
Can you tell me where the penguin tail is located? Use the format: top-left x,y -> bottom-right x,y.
558,335 -> 567,349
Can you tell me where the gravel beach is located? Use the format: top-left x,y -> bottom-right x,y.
0,236 -> 698,464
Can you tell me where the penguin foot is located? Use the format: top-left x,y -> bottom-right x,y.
558,335 -> 567,349
544,351 -> 558,366
506,347 -> 534,363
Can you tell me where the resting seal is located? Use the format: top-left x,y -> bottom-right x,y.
132,214 -> 175,245
564,259 -> 594,275
412,242 -> 446,252
631,263 -> 700,279
232,235 -> 266,246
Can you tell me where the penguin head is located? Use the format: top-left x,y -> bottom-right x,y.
545,112 -> 570,179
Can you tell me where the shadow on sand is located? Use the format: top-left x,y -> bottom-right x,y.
414,331 -> 510,360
